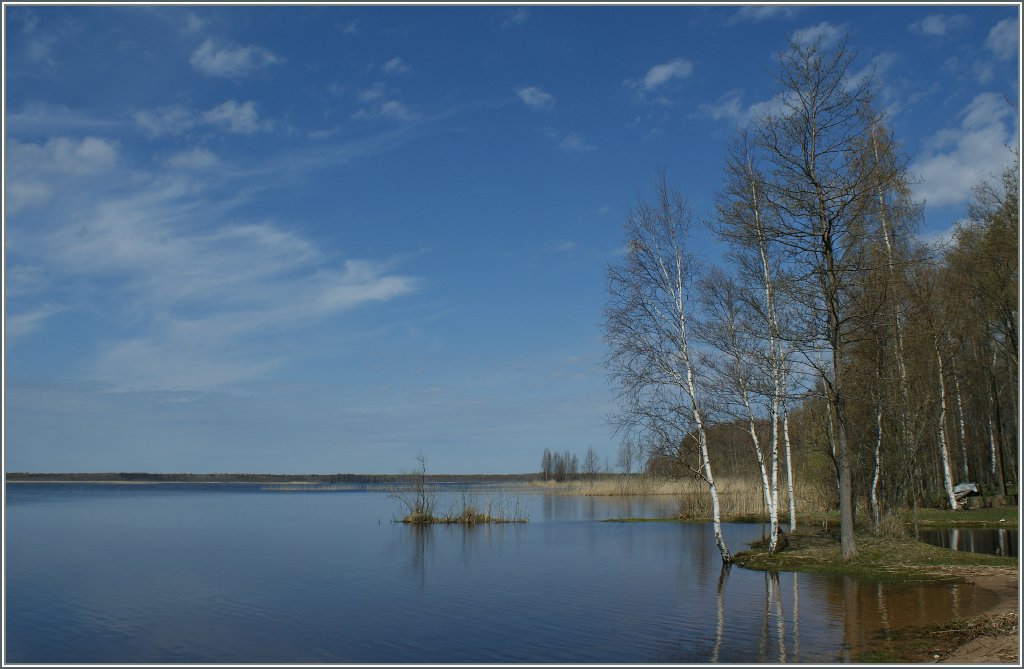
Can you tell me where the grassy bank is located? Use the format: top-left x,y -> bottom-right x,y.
733,530 -> 1017,582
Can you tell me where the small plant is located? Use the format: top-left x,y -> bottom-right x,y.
391,452 -> 436,524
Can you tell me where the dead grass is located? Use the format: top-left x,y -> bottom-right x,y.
855,611 -> 1019,663
533,476 -> 840,520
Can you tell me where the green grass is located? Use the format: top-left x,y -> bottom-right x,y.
905,506 -> 1019,527
733,531 -> 1017,582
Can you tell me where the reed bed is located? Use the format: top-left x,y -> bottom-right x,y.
398,488 -> 529,525
532,475 -> 835,519
261,484 -> 361,492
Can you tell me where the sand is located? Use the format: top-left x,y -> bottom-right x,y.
939,572 -> 1019,665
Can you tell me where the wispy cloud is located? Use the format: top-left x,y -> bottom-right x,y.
202,100 -> 272,134
558,132 -> 596,153
190,38 -> 282,78
8,160 -> 419,389
792,21 -> 846,48
183,13 -> 208,35
986,18 -> 1018,61
381,57 -> 411,74
548,240 -> 577,252
134,101 -> 271,136
7,135 -> 119,212
165,147 -> 219,170
336,19 -> 359,35
6,305 -> 64,340
516,85 -> 555,110
501,8 -> 528,28
379,100 -> 420,121
909,14 -> 969,37
911,92 -> 1016,207
698,90 -> 792,126
729,6 -> 799,24
356,82 -> 387,103
352,85 -> 421,122
8,136 -> 119,175
7,102 -> 123,134
641,58 -> 693,91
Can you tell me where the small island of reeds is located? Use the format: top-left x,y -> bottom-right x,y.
392,455 -> 528,524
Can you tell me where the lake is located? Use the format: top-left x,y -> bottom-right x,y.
5,483 -> 1000,663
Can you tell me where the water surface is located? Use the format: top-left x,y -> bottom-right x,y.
5,483 -> 999,663
920,527 -> 1018,557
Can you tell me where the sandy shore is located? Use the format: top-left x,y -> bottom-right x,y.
939,571 -> 1019,664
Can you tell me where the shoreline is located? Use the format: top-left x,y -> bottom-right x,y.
937,571 -> 1020,664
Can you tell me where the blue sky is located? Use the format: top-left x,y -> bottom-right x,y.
4,3 -> 1019,474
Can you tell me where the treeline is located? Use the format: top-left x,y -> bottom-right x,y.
5,472 -> 540,484
604,34 -> 1018,563
539,447 -> 607,481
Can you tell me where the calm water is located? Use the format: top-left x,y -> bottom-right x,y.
920,527 -> 1019,557
5,483 -> 1000,663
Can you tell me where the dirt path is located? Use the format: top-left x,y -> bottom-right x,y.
938,572 -> 1019,664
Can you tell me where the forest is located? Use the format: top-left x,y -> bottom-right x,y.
602,36 -> 1019,563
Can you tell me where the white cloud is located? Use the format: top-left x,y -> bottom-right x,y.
134,102 -> 270,136
911,92 -> 1016,207
202,100 -> 271,134
986,18 -> 1018,61
357,82 -> 387,103
190,38 -> 282,78
353,95 -> 421,122
909,14 -> 969,36
133,105 -> 197,137
381,57 -> 410,74
26,35 -> 56,65
549,240 -> 577,252
379,100 -> 420,121
730,6 -> 798,23
6,179 -> 54,213
846,52 -> 899,91
501,8 -> 528,28
516,85 -> 555,110
7,102 -> 121,135
698,90 -> 792,126
642,58 -> 694,90
6,136 -> 118,212
8,136 -> 119,175
558,133 -> 596,153
20,171 -> 419,391
6,305 -> 63,340
166,147 -> 219,170
793,21 -> 845,48
337,19 -> 359,35
183,13 -> 207,34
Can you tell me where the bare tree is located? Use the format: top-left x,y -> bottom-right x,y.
616,437 -> 638,475
582,446 -> 601,483
605,172 -> 732,564
751,37 -> 892,558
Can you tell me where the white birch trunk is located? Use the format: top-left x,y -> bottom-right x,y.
935,345 -> 959,510
988,413 -> 999,479
783,409 -> 796,532
671,248 -> 732,564
750,164 -> 783,551
870,400 -> 882,531
951,360 -> 970,481
740,386 -> 774,531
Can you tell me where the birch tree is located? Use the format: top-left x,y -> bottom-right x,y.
752,36 -> 893,558
605,173 -> 733,564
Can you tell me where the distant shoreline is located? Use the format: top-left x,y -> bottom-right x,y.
5,472 -> 540,484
